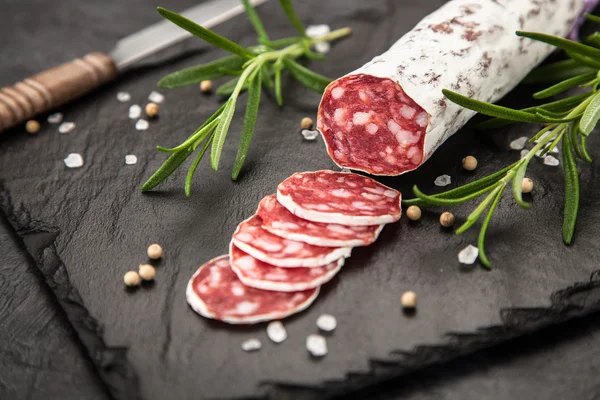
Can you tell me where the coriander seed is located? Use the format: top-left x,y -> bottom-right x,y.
462,155 -> 477,171
440,212 -> 455,228
521,178 -> 534,194
145,103 -> 159,118
147,243 -> 163,259
200,80 -> 212,93
25,120 -> 40,134
406,205 -> 421,221
124,271 -> 141,287
139,264 -> 156,281
401,291 -> 417,308
301,117 -> 314,130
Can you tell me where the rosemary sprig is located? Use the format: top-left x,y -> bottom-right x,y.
142,1 -> 351,194
404,17 -> 600,268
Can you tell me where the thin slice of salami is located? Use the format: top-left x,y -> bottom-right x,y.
186,255 -> 319,324
277,170 -> 401,226
231,214 -> 352,267
257,194 -> 384,247
230,244 -> 343,292
317,0 -> 587,176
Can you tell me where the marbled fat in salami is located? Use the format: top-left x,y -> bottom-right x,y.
231,214 -> 352,267
230,244 -> 343,292
186,255 -> 319,324
317,0 -> 587,175
257,194 -> 384,247
277,170 -> 401,226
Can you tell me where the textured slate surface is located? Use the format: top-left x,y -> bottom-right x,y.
1,0 -> 600,399
0,214 -> 109,400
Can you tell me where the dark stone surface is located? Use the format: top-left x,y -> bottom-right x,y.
1,0 -> 600,399
0,213 -> 109,400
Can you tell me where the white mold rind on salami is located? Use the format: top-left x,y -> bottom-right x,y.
257,194 -> 385,247
317,0 -> 586,175
231,215 -> 352,267
186,255 -> 319,324
277,170 -> 401,226
230,244 -> 344,292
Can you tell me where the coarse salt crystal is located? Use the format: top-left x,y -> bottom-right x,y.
135,119 -> 149,131
314,41 -> 331,54
306,334 -> 327,357
241,338 -> 262,352
64,153 -> 83,168
302,129 -> 319,140
544,155 -> 560,166
266,321 -> 287,343
129,104 -> 142,119
125,155 -> 138,165
316,314 -> 337,332
434,174 -> 451,187
47,112 -> 63,124
306,24 -> 331,38
509,136 -> 528,150
58,122 -> 75,134
458,244 -> 479,264
148,91 -> 165,104
117,92 -> 131,102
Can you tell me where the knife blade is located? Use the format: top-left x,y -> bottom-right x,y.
0,0 -> 269,133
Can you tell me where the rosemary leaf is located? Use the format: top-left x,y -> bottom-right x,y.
562,133 -> 580,245
570,123 -> 584,159
283,58 -> 331,93
410,183 -> 498,207
274,62 -> 283,106
402,161 -> 517,206
141,148 -> 193,192
156,113 -> 221,153
157,7 -> 256,59
583,32 -> 600,47
278,0 -> 306,36
533,71 -> 597,99
523,59 -> 596,84
512,162 -> 531,209
579,91 -> 600,135
158,55 -> 245,88
516,31 -> 600,60
232,74 -> 261,180
261,65 -> 274,88
443,90 -> 565,123
582,135 -> 593,162
478,187 -> 504,268
585,13 -> 600,23
185,134 -> 214,196
456,185 -> 503,234
210,99 -> 237,171
242,0 -> 270,43
566,51 -> 600,69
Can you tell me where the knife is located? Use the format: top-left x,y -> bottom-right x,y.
0,0 -> 268,133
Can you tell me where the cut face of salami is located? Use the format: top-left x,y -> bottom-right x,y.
186,255 -> 319,324
317,0 -> 587,175
230,244 -> 343,292
277,170 -> 401,226
257,194 -> 384,247
318,75 -> 427,175
231,214 -> 352,267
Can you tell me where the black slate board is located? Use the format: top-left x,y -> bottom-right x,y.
2,0 -> 600,399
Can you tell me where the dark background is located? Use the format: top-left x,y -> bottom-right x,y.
1,0 -> 600,399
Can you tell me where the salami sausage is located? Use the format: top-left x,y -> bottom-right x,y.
230,244 -> 343,292
231,214 -> 352,267
317,0 -> 586,175
186,255 -> 319,324
277,170 -> 401,226
257,194 -> 384,247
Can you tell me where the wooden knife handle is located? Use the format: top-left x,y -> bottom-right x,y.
0,52 -> 117,133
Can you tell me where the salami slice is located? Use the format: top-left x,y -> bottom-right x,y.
257,194 -> 384,247
230,244 -> 343,292
186,255 -> 319,324
317,0 -> 587,175
231,214 -> 352,267
277,170 -> 401,226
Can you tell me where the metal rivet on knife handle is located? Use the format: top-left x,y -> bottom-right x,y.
0,52 -> 117,134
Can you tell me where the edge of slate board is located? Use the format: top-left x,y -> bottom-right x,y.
2,187 -> 600,400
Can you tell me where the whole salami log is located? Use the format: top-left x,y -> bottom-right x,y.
317,0 -> 586,175
186,255 -> 319,324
